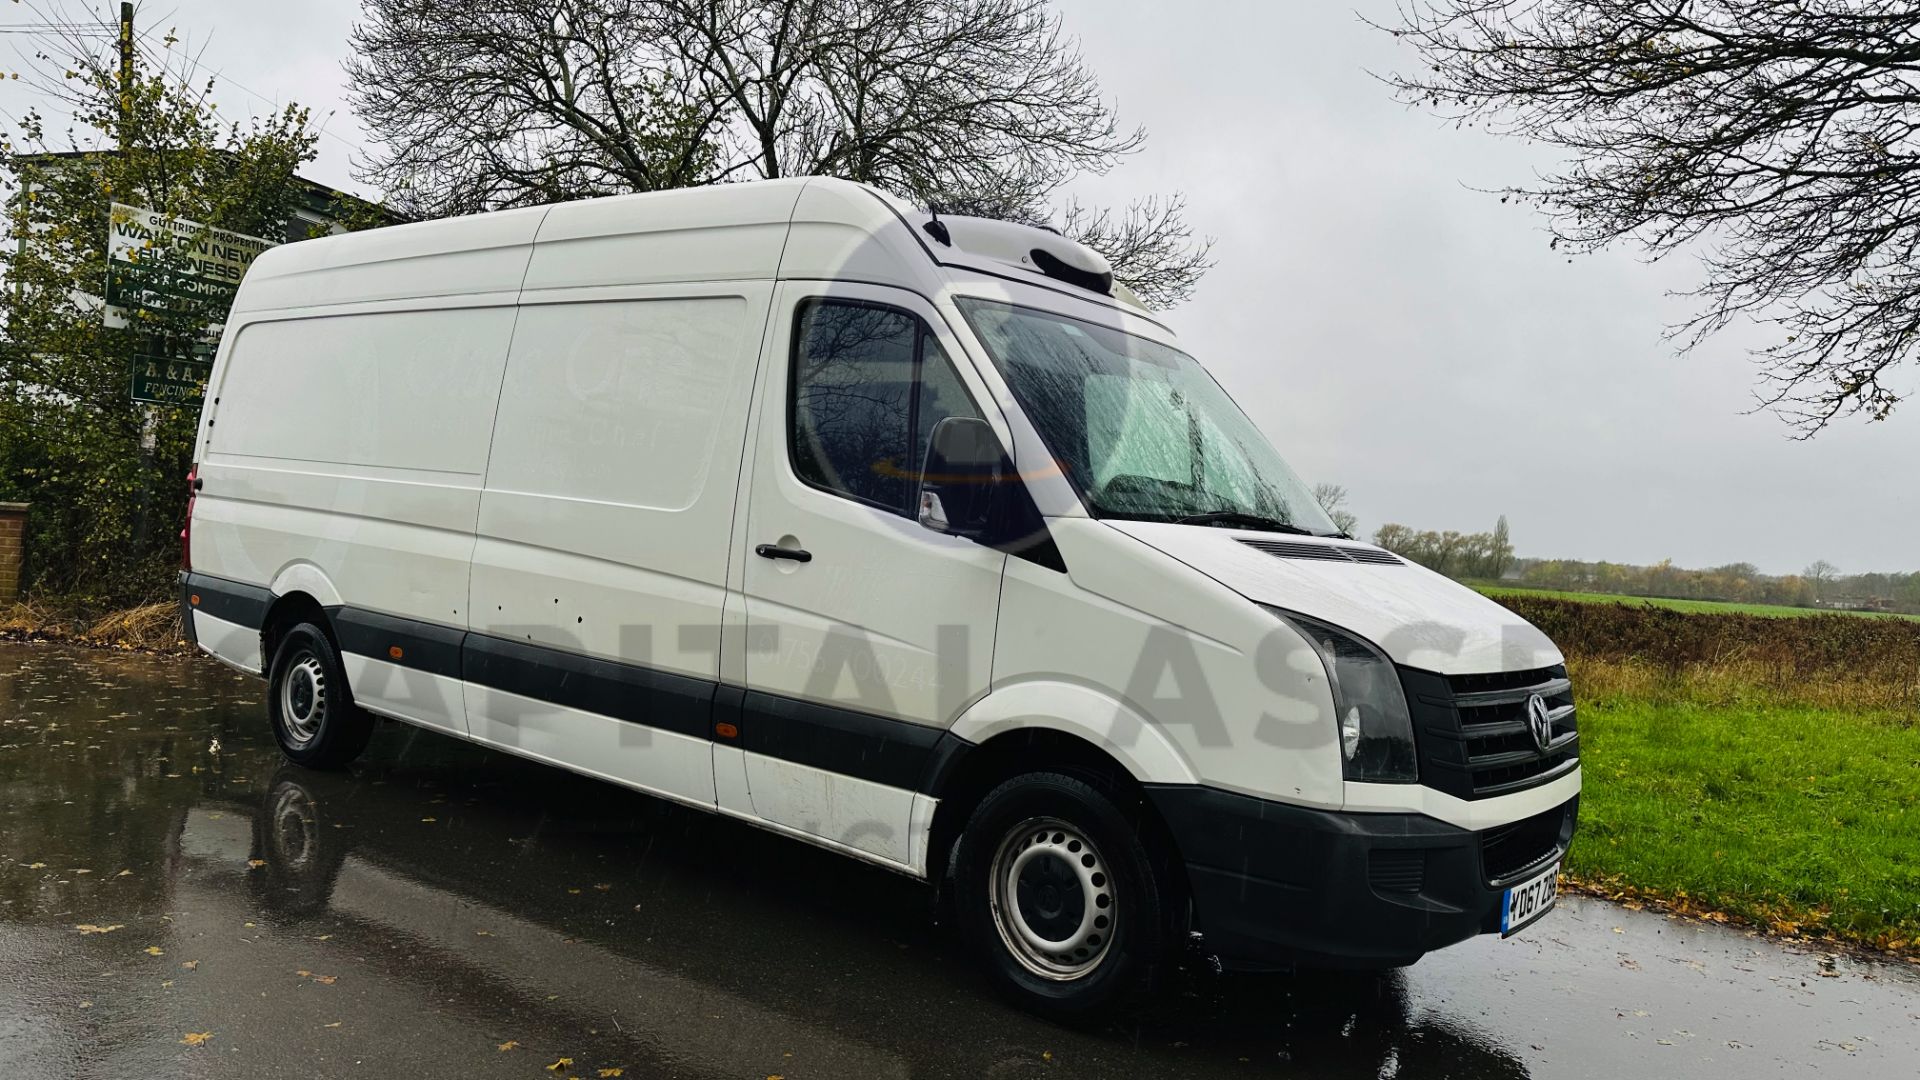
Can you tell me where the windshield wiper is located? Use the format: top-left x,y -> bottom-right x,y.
1173,510 -> 1316,535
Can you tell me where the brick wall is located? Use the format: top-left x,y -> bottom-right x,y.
0,502 -> 26,605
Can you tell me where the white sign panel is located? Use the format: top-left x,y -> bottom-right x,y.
104,202 -> 277,330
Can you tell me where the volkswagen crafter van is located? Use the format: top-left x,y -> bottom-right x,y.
180,177 -> 1579,1016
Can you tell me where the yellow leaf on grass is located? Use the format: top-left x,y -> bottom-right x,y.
180,1032 -> 213,1047
324,1022 -> 342,1029
421,817 -> 437,823
598,1069 -> 624,1078
547,1058 -> 574,1072
116,869 -> 132,877
28,862 -> 46,869
498,1040 -> 520,1052
247,859 -> 266,869
181,960 -> 198,970
314,975 -> 337,985
296,970 -> 312,978
145,946 -> 164,956
74,924 -> 124,935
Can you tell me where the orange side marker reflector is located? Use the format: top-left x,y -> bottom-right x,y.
188,594 -> 200,606
714,721 -> 739,740
388,646 -> 404,660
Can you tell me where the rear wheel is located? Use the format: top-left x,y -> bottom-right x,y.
953,771 -> 1174,1018
266,622 -> 373,769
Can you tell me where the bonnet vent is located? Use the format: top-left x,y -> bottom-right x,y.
1236,538 -> 1405,566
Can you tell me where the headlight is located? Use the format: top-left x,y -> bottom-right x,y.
1267,608 -> 1418,783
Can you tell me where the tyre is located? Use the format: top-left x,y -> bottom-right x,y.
266,621 -> 374,769
953,771 -> 1174,1018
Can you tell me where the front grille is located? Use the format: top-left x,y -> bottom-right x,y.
1368,849 -> 1426,894
1399,664 -> 1579,800
1481,800 -> 1576,883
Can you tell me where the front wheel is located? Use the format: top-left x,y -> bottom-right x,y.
953,771 -> 1175,1018
266,622 -> 373,769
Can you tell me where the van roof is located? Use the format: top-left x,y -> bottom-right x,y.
230,177 -> 1143,317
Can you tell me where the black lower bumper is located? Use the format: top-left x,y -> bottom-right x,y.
1145,785 -> 1578,970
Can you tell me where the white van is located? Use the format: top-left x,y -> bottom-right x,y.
180,177 -> 1579,1015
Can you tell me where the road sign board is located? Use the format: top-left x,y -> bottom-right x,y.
128,352 -> 212,407
105,202 -> 275,331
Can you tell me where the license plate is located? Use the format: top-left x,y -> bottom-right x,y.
1500,862 -> 1560,937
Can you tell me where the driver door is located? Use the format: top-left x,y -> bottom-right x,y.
730,282 -> 1007,870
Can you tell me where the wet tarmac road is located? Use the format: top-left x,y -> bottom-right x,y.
1,643 -> 1915,1079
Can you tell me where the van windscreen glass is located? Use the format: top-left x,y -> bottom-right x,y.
955,298 -> 1338,535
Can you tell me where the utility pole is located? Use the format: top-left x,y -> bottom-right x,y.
118,2 -> 133,152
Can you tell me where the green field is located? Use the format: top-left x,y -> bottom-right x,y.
1477,584 -> 1920,621
1566,685 -> 1920,949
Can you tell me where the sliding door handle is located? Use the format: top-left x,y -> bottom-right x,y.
755,544 -> 813,563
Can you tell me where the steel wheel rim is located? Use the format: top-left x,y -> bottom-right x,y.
279,652 -> 328,746
988,816 -> 1116,981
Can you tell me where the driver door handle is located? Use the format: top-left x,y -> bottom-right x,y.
755,544 -> 813,563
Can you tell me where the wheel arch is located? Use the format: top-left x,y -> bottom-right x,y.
925,681 -> 1199,898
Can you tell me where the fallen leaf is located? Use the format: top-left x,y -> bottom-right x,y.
498,1040 -> 520,1052
72,868 -> 92,875
181,961 -> 198,970
116,869 -> 132,877
246,859 -> 266,869
78,1001 -> 92,1009
296,970 -> 313,978
324,1022 -> 341,1029
421,817 -> 437,823
598,1070 -> 624,1078
27,862 -> 46,870
593,883 -> 611,892
180,1032 -> 214,1047
314,975 -> 336,985
547,1058 -> 574,1072
161,979 -> 174,988
144,946 -> 164,956
74,924 -> 124,935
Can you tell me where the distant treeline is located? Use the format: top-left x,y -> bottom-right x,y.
1372,517 -> 1516,580
1509,558 -> 1920,615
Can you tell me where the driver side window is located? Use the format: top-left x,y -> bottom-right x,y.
789,298 -> 981,517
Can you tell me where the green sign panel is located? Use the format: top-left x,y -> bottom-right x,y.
128,352 -> 212,407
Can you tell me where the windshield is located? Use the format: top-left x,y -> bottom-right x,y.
955,298 -> 1339,535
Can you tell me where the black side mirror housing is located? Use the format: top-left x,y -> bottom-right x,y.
917,416 -> 1001,539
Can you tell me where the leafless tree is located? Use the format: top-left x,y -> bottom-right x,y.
348,0 -> 1213,305
1312,482 -> 1360,536
1380,1 -> 1920,433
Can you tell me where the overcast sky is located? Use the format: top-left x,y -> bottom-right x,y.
5,0 -> 1914,576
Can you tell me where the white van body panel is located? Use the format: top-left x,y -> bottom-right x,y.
192,610 -> 262,675
1104,521 -> 1565,675
343,656 -> 469,738
229,203 -> 548,314
992,518 -> 1345,808
464,685 -> 717,807
522,181 -> 806,293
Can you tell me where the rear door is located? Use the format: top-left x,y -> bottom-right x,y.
727,282 -> 1007,869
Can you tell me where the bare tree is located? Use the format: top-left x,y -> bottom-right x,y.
1312,482 -> 1359,537
348,0 -> 1213,305
1381,1 -> 1920,433
1804,559 -> 1841,599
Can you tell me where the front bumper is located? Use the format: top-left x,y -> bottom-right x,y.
1145,785 -> 1578,970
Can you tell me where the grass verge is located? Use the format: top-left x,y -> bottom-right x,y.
1563,657 -> 1920,957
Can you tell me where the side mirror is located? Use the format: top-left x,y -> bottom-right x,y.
918,416 -> 1001,538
